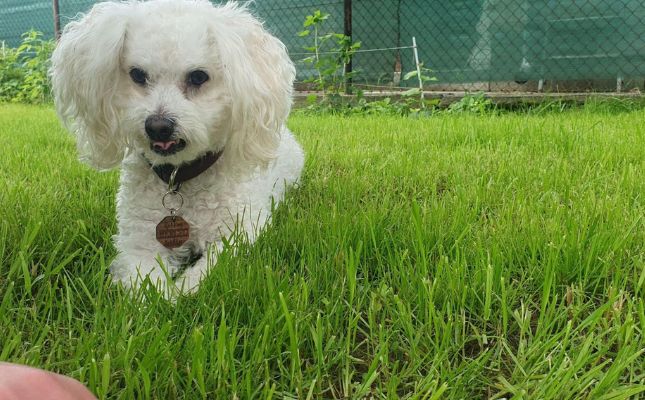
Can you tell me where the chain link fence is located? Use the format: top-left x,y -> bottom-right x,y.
2,0 -> 645,93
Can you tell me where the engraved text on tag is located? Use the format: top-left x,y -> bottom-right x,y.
156,216 -> 190,249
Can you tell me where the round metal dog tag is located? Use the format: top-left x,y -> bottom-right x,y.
156,216 -> 190,249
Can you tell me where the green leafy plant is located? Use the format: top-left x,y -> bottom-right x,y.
390,64 -> 439,115
447,91 -> 494,114
0,30 -> 54,104
401,64 -> 436,98
298,10 -> 361,98
0,44 -> 22,101
296,14 -> 442,117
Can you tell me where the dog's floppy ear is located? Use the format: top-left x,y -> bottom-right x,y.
211,4 -> 295,167
50,2 -> 129,170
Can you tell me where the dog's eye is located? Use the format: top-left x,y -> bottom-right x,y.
188,70 -> 209,87
129,68 -> 148,85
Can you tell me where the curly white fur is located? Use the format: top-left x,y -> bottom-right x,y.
50,0 -> 304,296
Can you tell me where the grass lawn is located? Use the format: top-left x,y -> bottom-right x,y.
0,103 -> 643,399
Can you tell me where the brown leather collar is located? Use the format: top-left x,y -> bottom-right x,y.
150,150 -> 223,187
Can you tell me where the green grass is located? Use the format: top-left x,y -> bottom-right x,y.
0,103 -> 644,399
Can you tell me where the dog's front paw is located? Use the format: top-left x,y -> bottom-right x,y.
109,260 -> 139,289
109,257 -> 175,298
174,258 -> 212,295
174,269 -> 203,295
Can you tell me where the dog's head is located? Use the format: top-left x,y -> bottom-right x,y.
50,0 -> 294,170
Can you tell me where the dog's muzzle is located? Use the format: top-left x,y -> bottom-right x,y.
145,115 -> 186,155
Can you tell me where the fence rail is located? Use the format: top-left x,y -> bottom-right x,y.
1,0 -> 644,92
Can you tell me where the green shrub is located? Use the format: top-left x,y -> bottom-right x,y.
296,10 -> 439,117
0,31 -> 54,104
298,10 -> 361,97
446,91 -> 494,115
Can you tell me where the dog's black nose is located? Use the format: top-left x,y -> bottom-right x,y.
145,116 -> 175,141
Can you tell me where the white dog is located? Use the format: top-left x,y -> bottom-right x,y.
50,0 -> 304,296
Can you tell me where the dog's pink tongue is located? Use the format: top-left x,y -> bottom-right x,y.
153,140 -> 176,150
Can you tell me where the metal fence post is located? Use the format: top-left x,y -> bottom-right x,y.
344,0 -> 352,94
412,37 -> 424,101
53,0 -> 61,40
